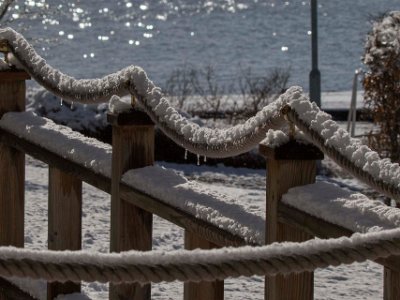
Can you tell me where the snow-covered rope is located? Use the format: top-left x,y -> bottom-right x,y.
3,25 -> 400,198
0,228 -> 399,284
0,27 -> 289,158
284,101 -> 400,202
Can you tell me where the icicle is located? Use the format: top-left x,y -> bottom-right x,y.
71,101 -> 74,110
184,149 -> 188,160
197,154 -> 200,166
204,156 -> 207,163
60,98 -> 63,106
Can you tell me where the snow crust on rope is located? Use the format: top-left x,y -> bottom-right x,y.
282,182 -> 400,233
0,111 -> 112,177
289,99 -> 400,190
0,27 -> 295,158
0,227 -> 400,284
123,166 -> 264,244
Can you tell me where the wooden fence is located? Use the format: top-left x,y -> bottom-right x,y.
0,70 -> 399,300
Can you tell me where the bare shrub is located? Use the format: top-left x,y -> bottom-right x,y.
191,65 -> 234,120
162,64 -> 290,123
238,66 -> 290,118
162,63 -> 196,110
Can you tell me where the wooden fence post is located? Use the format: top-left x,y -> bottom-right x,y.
0,70 -> 29,300
47,167 -> 82,299
108,110 -> 154,300
0,71 -> 29,247
259,140 -> 323,300
184,231 -> 224,300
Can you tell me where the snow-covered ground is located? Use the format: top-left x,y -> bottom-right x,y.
18,155 -> 383,300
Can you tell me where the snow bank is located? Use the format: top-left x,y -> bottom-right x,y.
282,181 -> 400,233
0,111 -> 112,177
122,166 -> 265,244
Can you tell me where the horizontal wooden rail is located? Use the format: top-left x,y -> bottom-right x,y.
0,128 -> 111,193
0,127 -> 249,248
279,202 -> 400,273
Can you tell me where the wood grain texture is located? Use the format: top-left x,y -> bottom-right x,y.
384,268 -> 400,300
184,231 -> 224,300
0,78 -> 26,117
109,117 -> 154,300
265,157 -> 316,300
0,77 -> 25,248
0,73 -> 26,298
0,71 -> 30,82
47,167 -> 82,299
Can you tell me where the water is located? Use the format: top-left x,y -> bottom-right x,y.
6,0 -> 399,91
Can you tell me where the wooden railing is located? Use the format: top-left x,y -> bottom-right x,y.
0,70 -> 399,300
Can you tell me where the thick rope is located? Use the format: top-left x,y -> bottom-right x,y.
0,27 -> 289,158
0,228 -> 399,284
284,107 -> 400,202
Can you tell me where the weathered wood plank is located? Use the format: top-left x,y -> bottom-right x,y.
0,71 -> 30,82
0,74 -> 26,248
384,268 -> 400,300
184,231 -> 224,300
0,71 -> 27,299
109,112 -> 154,300
47,167 -> 82,299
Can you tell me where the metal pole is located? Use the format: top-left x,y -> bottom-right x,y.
350,70 -> 359,137
309,0 -> 321,107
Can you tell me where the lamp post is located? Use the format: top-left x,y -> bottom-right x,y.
309,0 -> 321,107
